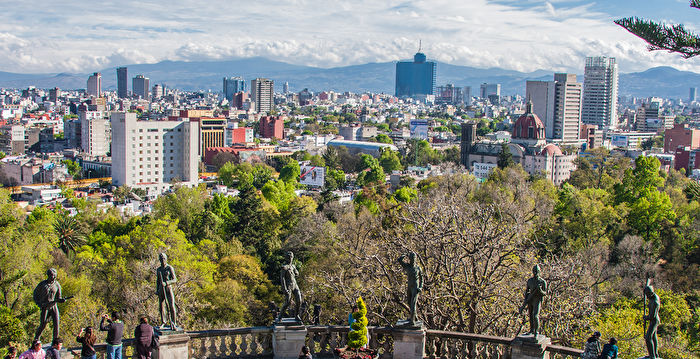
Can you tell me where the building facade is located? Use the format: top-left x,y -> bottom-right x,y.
79,110 -> 110,156
582,56 -> 618,132
132,75 -> 150,99
223,77 -> 246,101
251,78 -> 274,114
395,52 -> 436,98
259,115 -> 284,139
117,67 -> 128,98
194,117 -> 226,158
111,112 -> 199,195
665,123 -> 700,153
87,72 -> 101,97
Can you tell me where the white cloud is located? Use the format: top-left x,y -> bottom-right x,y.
0,0 -> 699,74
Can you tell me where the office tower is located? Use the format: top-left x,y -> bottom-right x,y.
48,87 -> 60,103
87,72 -> 101,97
690,87 -> 697,103
395,51 -> 436,97
582,56 -> 619,131
132,75 -> 150,99
283,82 -> 289,94
259,115 -> 284,139
152,84 -> 163,99
251,78 -> 274,114
464,86 -> 472,105
232,92 -> 249,109
79,110 -> 110,156
117,67 -> 128,98
223,77 -> 246,101
526,81 -> 555,136
435,84 -> 463,105
193,117 -> 226,158
552,74 -> 583,143
111,112 -> 199,193
479,83 -> 501,104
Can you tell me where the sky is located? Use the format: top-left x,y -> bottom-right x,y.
2,0 -> 700,74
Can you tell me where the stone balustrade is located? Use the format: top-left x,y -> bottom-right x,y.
58,325 -> 582,359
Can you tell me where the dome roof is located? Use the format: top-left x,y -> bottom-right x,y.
512,101 -> 545,140
540,143 -> 563,156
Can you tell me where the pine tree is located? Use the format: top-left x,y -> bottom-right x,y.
615,1 -> 700,58
348,297 -> 368,350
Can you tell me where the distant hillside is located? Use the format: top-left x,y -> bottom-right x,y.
0,58 -> 698,99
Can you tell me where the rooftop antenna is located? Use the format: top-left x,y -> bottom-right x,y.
418,39 -> 422,53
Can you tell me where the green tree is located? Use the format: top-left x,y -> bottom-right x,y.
279,160 -> 301,183
356,155 -> 385,187
497,143 -> 514,169
378,149 -> 402,173
348,296 -> 369,350
615,1 -> 700,59
0,305 -> 23,349
375,134 -> 393,144
325,169 -> 346,191
62,159 -> 82,180
323,147 -> 341,170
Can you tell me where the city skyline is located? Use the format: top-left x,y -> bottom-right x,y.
2,1 -> 700,75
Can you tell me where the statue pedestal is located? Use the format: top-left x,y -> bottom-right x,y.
272,325 -> 307,359
392,327 -> 426,359
511,334 -> 551,359
153,332 -> 190,359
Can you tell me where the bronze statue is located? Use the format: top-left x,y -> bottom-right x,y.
33,268 -> 72,341
398,252 -> 423,326
156,252 -> 178,329
278,251 -> 303,322
519,264 -> 547,337
643,284 -> 660,359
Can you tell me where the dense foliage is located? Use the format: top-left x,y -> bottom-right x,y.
0,151 -> 698,358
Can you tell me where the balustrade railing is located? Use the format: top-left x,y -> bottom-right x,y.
425,330 -> 513,359
59,326 -> 582,359
189,327 -> 273,359
305,325 -> 393,359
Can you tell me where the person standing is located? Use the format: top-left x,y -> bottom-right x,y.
100,311 -> 124,359
134,315 -> 154,359
582,331 -> 601,359
45,338 -> 62,359
18,341 -> 44,359
75,327 -> 96,359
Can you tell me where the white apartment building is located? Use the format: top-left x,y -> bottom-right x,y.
87,72 -> 101,97
111,112 -> 199,195
251,78 -> 274,114
582,57 -> 618,132
80,111 -> 110,156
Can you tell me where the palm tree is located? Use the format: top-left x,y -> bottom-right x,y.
53,211 -> 84,254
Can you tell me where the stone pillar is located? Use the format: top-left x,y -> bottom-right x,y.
153,332 -> 190,359
511,335 -> 551,359
392,328 -> 425,359
273,325 -> 307,359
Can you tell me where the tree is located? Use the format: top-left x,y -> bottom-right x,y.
279,160 -> 301,183
0,305 -> 23,349
497,143 -> 514,169
54,210 -> 85,255
374,134 -> 393,144
378,149 -> 402,173
62,159 -> 82,180
615,1 -> 700,58
323,147 -> 341,170
348,297 -> 369,350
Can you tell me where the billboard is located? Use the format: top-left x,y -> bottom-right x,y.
410,120 -> 429,140
611,135 -> 628,148
299,165 -> 325,187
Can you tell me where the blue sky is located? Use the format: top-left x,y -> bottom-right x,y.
2,0 -> 700,74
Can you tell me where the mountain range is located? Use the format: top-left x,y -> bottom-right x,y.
1,57 -> 699,99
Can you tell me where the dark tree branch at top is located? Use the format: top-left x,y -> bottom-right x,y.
615,1 -> 700,58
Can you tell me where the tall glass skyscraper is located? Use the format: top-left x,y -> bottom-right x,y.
117,67 -> 128,98
223,77 -> 246,100
582,56 -> 618,131
395,52 -> 436,98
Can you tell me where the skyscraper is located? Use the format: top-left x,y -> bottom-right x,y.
526,74 -> 582,144
132,75 -> 150,99
582,56 -> 618,131
87,72 -> 101,97
479,83 -> 501,104
395,52 -> 436,98
223,77 -> 246,101
251,78 -> 274,114
117,67 -> 128,98
690,87 -> 697,103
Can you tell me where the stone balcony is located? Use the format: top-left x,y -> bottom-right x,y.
60,325 -> 582,359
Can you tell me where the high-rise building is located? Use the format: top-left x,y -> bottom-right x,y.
251,78 -> 274,114
435,84 -> 463,105
48,87 -> 60,103
283,82 -> 290,94
87,72 -> 101,97
690,87 -> 697,103
259,115 -> 284,139
117,67 -> 128,98
395,52 -> 436,98
526,81 -> 556,136
132,75 -> 150,99
223,77 -> 246,101
152,84 -> 163,99
463,86 -> 472,105
582,56 -> 619,131
111,112 -> 199,194
79,110 -> 110,156
528,74 -> 583,144
479,83 -> 501,104
193,117 -> 226,158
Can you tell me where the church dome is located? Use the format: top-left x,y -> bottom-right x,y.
512,101 -> 545,140
540,143 -> 563,156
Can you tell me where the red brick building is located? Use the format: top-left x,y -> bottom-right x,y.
664,123 -> 700,153
259,116 -> 284,139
